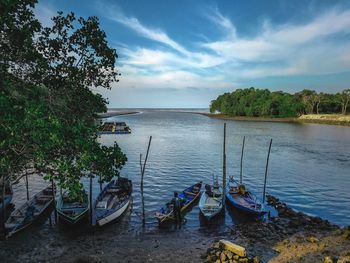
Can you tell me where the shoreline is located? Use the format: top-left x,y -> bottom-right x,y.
1,195 -> 348,262
202,113 -> 350,127
96,111 -> 140,118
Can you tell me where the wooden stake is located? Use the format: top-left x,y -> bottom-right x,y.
141,136 -> 152,192
25,172 -> 29,201
99,175 -> 102,192
89,174 -> 93,225
139,154 -> 143,175
262,139 -> 273,203
223,123 -> 227,202
240,136 -> 245,185
2,176 -> 5,233
51,179 -> 57,224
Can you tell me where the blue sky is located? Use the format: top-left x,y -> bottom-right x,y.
35,0 -> 350,108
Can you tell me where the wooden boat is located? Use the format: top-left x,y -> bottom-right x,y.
5,185 -> 55,237
94,177 -> 132,226
0,180 -> 13,214
225,179 -> 266,217
155,182 -> 202,224
56,190 -> 89,225
199,177 -> 223,220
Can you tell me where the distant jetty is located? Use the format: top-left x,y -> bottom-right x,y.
96,111 -> 140,118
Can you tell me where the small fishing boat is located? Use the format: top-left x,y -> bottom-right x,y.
225,178 -> 266,217
0,180 -> 13,215
56,190 -> 89,225
155,182 -> 202,224
199,177 -> 223,220
5,185 -> 55,237
94,177 -> 132,226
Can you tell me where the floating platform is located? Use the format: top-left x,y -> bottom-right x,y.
98,122 -> 131,135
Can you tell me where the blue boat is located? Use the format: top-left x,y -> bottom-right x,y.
155,182 -> 202,224
94,177 -> 132,226
225,179 -> 266,217
56,190 -> 89,225
0,182 -> 13,215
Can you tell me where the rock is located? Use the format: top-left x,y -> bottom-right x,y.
238,258 -> 248,263
206,255 -> 212,262
233,255 -> 240,260
213,242 -> 220,249
307,236 -> 319,243
220,252 -> 227,262
214,260 -> 220,263
324,256 -> 333,263
226,251 -> 233,260
216,251 -> 221,257
252,256 -> 260,263
341,229 -> 350,240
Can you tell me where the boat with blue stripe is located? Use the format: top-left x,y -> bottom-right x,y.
225,178 -> 266,217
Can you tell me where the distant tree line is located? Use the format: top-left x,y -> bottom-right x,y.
210,88 -> 350,117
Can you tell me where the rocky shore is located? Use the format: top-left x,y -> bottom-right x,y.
204,195 -> 350,262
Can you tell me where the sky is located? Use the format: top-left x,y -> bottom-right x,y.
34,0 -> 350,108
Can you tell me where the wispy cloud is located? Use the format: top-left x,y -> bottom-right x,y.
98,3 -> 350,99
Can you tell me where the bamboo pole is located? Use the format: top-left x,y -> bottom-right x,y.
99,175 -> 102,192
240,136 -> 245,185
2,176 -> 5,233
223,123 -> 226,202
139,154 -> 143,175
89,174 -> 93,225
262,139 -> 273,203
141,136 -> 152,192
25,172 -> 29,201
51,179 -> 57,224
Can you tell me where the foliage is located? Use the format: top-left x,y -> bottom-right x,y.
210,87 -> 349,117
1,0 -> 126,198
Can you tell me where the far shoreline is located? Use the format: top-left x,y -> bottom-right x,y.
202,113 -> 350,127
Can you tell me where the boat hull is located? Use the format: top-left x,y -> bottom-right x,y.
97,198 -> 131,226
156,182 -> 202,224
57,209 -> 89,225
199,192 -> 223,220
225,188 -> 266,216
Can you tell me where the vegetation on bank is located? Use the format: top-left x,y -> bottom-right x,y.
1,0 -> 126,198
210,88 -> 350,118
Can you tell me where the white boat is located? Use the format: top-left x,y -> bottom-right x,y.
199,177 -> 223,220
94,177 -> 132,226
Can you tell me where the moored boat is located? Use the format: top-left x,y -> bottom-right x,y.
225,178 -> 266,217
5,185 -> 55,237
0,180 -> 13,215
155,182 -> 202,224
199,177 -> 223,220
94,177 -> 132,226
56,190 -> 89,225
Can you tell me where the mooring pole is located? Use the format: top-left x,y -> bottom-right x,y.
139,154 -> 143,175
262,139 -> 273,203
141,136 -> 152,192
240,136 -> 245,185
89,174 -> 93,225
99,175 -> 102,192
223,123 -> 227,202
25,172 -> 29,201
2,175 -> 6,233
51,178 -> 57,224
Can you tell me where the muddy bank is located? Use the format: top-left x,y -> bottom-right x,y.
203,113 -> 350,126
1,195 -> 349,262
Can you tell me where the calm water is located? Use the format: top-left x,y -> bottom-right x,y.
97,110 -> 350,228
9,110 -> 350,233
